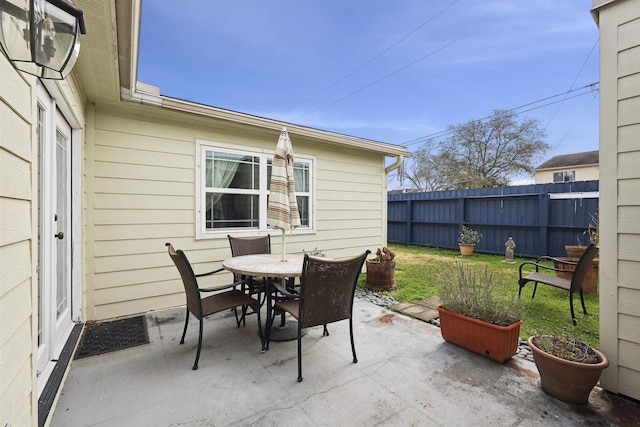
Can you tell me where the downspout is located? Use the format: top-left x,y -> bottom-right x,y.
386,155 -> 405,187
385,155 -> 404,175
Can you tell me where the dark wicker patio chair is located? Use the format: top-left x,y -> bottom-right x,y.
265,250 -> 370,382
227,234 -> 272,324
518,244 -> 599,326
165,243 -> 262,370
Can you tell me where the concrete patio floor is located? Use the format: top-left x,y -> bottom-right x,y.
49,299 -> 640,426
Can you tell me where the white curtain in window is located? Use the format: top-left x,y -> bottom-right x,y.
293,166 -> 306,192
206,158 -> 239,213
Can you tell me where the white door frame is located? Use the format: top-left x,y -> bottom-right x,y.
36,82 -> 82,392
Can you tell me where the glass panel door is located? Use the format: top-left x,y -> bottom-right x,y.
36,86 -> 74,390
54,126 -> 71,324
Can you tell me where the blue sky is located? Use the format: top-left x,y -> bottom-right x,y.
138,1 -> 600,187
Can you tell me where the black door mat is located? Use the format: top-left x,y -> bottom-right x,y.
75,315 -> 149,359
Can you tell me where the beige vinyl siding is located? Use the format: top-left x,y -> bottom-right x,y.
596,0 -> 640,400
0,56 -> 35,426
534,164 -> 599,183
87,105 -> 387,320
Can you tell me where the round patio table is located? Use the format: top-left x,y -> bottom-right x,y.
222,253 -> 305,279
222,253 -> 306,345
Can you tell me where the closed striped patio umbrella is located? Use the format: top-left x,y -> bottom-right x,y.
267,127 -> 301,261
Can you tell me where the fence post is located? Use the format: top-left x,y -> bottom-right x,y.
538,193 -> 549,256
457,196 -> 465,231
406,199 -> 412,245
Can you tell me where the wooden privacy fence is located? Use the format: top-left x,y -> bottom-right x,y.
388,181 -> 599,259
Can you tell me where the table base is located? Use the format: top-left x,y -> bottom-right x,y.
268,320 -> 307,342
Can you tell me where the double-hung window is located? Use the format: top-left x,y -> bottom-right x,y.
553,170 -> 576,183
196,140 -> 313,239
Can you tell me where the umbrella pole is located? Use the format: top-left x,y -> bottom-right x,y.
281,229 -> 286,262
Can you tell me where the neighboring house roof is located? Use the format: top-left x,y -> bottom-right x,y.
535,150 -> 599,171
73,0 -> 410,158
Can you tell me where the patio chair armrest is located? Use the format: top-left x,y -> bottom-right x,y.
199,278 -> 248,293
535,255 -> 577,266
518,260 -> 556,277
271,279 -> 299,299
195,267 -> 226,277
519,258 -> 576,278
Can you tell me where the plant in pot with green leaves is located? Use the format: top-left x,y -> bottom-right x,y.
458,226 -> 482,256
527,334 -> 609,405
437,261 -> 525,363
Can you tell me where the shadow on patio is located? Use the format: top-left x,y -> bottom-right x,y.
49,299 -> 638,426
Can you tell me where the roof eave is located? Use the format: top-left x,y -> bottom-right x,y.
591,0 -> 618,25
535,163 -> 600,172
149,92 -> 410,157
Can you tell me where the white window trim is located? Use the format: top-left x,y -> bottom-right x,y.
195,139 -> 316,240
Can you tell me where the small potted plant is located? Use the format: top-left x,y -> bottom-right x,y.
437,262 -> 525,363
366,247 -> 396,291
527,334 -> 609,405
565,211 -> 599,259
458,225 -> 482,256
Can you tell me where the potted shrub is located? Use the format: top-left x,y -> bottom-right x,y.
366,247 -> 396,291
527,334 -> 609,405
458,226 -> 482,256
437,262 -> 525,363
555,212 -> 599,293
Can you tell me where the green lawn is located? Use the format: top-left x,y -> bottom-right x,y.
359,243 -> 600,349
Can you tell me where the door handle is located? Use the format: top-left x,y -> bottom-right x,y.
55,232 -> 64,239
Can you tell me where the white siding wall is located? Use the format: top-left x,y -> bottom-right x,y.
86,105 -> 385,320
0,58 -> 36,425
597,0 -> 640,401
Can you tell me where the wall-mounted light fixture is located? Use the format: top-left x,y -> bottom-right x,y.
0,0 -> 86,80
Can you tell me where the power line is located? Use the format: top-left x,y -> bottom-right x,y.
401,82 -> 599,148
543,38 -> 599,133
547,92 -> 598,156
389,90 -> 599,188
294,39 -> 458,121
285,0 -> 461,114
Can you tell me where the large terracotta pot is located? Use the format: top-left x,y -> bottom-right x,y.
554,245 -> 599,294
366,260 -> 396,291
565,245 -> 589,259
458,243 -> 475,256
527,336 -> 609,405
553,257 -> 599,294
437,306 -> 522,363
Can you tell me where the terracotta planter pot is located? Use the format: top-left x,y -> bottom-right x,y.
458,243 -> 475,256
437,306 -> 522,363
565,245 -> 588,259
366,260 -> 396,291
553,257 -> 599,295
527,336 -> 609,405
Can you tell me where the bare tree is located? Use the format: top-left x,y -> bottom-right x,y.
405,110 -> 549,190
403,139 -> 449,191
